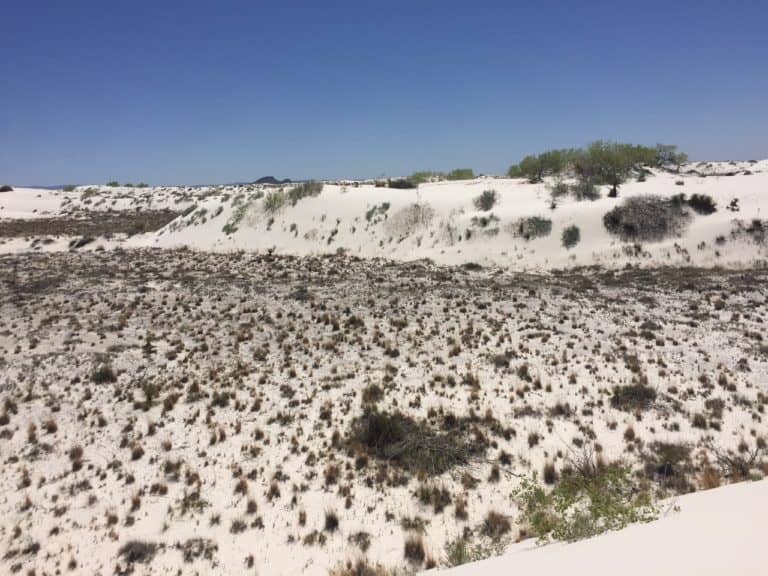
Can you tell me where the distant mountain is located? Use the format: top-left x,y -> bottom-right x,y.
254,176 -> 292,185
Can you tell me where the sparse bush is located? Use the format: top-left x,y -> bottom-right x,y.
349,408 -> 477,475
91,363 -> 117,384
611,384 -> 657,411
106,181 -> 119,187
561,225 -> 580,249
687,193 -> 717,215
604,195 -> 691,242
287,181 -> 323,205
508,216 -> 552,240
447,168 -> 475,180
515,463 -> 657,543
385,203 -> 435,237
481,510 -> 511,539
570,179 -> 600,201
473,189 -> 498,211
263,190 -> 286,214
0,185 -> 13,192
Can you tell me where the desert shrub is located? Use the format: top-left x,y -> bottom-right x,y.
548,178 -> 570,197
106,181 -> 119,187
0,185 -> 13,192
561,225 -> 580,249
481,510 -> 511,539
509,149 -> 579,182
645,442 -> 693,493
731,219 -> 766,244
473,189 -> 498,211
329,560 -> 399,576
445,537 -> 502,567
603,195 -> 690,242
410,171 -> 444,184
263,190 -> 286,214
385,203 -> 435,236
349,408 -> 476,475
570,179 -> 600,201
91,363 -> 117,384
118,540 -> 158,564
387,178 -> 418,189
515,463 -> 657,543
611,384 -> 657,411
447,168 -> 475,180
470,213 -> 499,229
62,185 -> 76,192
404,535 -> 426,564
508,216 -> 552,240
287,181 -> 323,205
686,193 -> 717,215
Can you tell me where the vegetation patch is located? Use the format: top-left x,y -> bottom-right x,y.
561,225 -> 581,249
515,463 -> 657,543
348,409 -> 477,476
473,189 -> 498,211
611,384 -> 657,411
508,216 -> 552,240
603,195 -> 691,242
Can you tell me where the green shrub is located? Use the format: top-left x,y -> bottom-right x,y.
515,463 -> 657,543
106,181 -> 119,187
410,171 -> 444,184
287,181 -> 323,205
263,190 -> 286,214
561,225 -> 580,249
62,185 -> 77,192
447,168 -> 475,180
0,185 -> 12,193
473,189 -> 498,211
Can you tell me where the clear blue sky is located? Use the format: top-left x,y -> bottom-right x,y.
2,0 -> 767,185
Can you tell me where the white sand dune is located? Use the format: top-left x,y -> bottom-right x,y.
430,479 -> 768,576
1,160 -> 766,269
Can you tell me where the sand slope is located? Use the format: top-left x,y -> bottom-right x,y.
430,479 -> 768,576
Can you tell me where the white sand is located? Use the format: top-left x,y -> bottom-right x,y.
430,479 -> 768,576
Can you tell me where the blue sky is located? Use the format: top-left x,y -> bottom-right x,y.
2,0 -> 767,185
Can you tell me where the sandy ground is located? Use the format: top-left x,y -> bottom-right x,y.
1,162 -> 767,575
1,250 -> 766,575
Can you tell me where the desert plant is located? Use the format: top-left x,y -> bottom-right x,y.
687,193 -> 717,215
263,190 -> 286,214
508,216 -> 552,240
0,185 -> 13,192
604,195 -> 691,242
287,181 -> 323,205
387,178 -> 418,189
515,463 -> 657,543
349,408 -> 477,475
561,225 -> 581,249
447,168 -> 475,180
473,189 -> 498,211
611,384 -> 657,411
